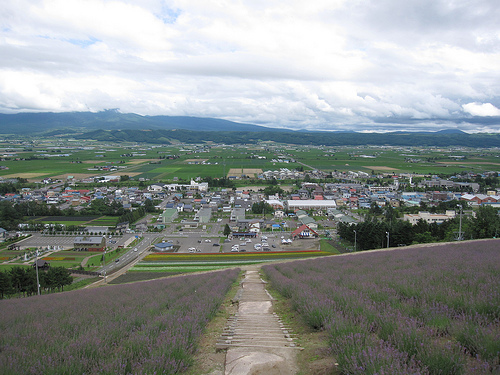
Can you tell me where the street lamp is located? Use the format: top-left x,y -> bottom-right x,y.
386,231 -> 390,248
35,249 -> 40,295
457,205 -> 463,241
103,249 -> 107,283
353,229 -> 357,252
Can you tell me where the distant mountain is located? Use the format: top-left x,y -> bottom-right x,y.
1,110 -> 500,147
0,110 -> 276,135
436,129 -> 466,134
74,128 -> 500,148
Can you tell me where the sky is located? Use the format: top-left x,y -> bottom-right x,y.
1,0 -> 499,133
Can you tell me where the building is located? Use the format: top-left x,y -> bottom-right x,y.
286,199 -> 337,211
32,259 -> 50,270
230,208 -> 246,222
194,207 -> 212,224
291,224 -> 319,239
153,241 -> 174,252
403,211 -> 456,225
160,208 -> 178,223
73,236 -> 106,251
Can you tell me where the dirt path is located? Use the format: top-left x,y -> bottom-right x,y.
191,265 -> 300,375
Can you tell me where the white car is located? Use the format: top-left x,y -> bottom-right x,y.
188,247 -> 196,252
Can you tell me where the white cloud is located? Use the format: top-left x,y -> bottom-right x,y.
0,0 -> 499,131
463,102 -> 500,117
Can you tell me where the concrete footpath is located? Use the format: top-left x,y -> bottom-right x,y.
216,270 -> 300,375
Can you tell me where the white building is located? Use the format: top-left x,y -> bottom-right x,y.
403,211 -> 456,225
286,199 -> 337,211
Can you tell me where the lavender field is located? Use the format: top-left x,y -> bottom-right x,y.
0,268 -> 239,375
263,240 -> 500,375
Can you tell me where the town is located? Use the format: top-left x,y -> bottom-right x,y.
1,141 -> 499,271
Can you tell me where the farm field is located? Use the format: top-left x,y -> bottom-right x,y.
115,250 -> 332,282
0,268 -> 239,375
262,240 -> 500,375
291,146 -> 500,174
4,140 -> 500,183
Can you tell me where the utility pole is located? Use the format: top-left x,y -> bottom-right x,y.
354,229 -> 357,252
457,205 -> 463,241
386,231 -> 390,248
35,249 -> 40,295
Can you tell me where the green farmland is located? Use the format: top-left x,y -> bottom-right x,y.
2,140 -> 500,183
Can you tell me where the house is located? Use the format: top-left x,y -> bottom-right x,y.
274,210 -> 285,219
291,224 -> 319,239
248,219 -> 261,233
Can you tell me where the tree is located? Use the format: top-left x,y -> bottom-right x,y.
223,224 -> 231,238
368,202 -> 383,217
262,185 -> 284,197
0,270 -> 12,299
48,267 -> 73,292
144,198 -> 156,213
469,205 -> 500,239
251,201 -> 274,215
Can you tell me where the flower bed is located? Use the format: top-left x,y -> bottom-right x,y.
262,240 -> 500,374
0,268 -> 239,374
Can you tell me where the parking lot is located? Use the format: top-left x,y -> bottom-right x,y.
15,231 -> 297,255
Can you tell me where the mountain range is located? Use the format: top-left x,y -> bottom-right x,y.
1,110 -> 500,148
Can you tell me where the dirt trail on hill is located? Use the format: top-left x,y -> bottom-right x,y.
193,265 -> 300,375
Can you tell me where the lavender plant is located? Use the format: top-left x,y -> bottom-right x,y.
0,268 -> 239,375
263,239 -> 500,374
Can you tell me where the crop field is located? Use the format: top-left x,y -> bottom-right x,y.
124,250 -> 331,280
262,240 -> 500,375
2,141 -> 500,182
29,215 -> 119,227
293,146 -> 500,174
0,268 -> 239,374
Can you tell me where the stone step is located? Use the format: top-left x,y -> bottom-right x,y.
217,270 -> 299,357
216,342 -> 300,351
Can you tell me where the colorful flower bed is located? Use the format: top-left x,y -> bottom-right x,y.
0,268 -> 239,374
126,250 -> 332,278
42,257 -> 76,261
133,250 -> 330,274
262,240 -> 500,374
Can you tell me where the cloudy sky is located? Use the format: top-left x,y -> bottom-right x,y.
1,0 -> 499,132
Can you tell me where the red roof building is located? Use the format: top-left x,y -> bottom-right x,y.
291,224 -> 319,239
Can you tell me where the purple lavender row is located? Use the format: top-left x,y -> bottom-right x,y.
0,268 -> 239,375
262,240 -> 499,374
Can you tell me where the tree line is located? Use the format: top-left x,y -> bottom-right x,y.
0,198 -> 157,231
338,204 -> 500,251
0,266 -> 73,299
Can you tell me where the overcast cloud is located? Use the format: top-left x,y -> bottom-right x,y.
1,0 -> 499,132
